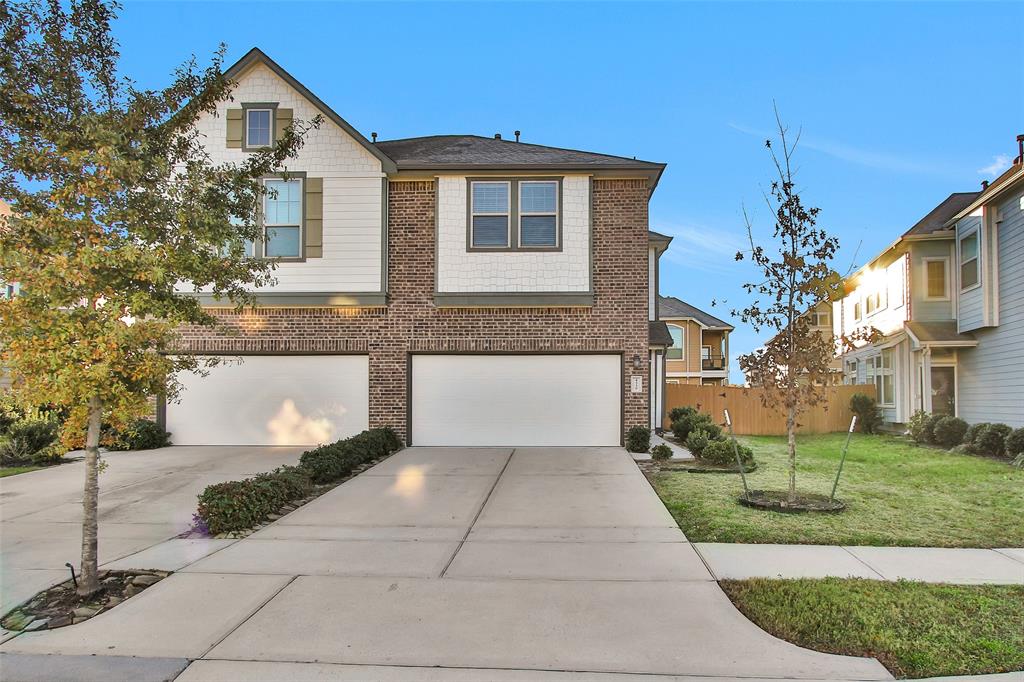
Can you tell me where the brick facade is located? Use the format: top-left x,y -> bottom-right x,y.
176,178 -> 651,443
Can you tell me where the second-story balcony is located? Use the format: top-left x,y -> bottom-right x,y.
702,355 -> 727,371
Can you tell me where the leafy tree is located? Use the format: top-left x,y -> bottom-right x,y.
734,110 -> 867,503
0,0 -> 318,595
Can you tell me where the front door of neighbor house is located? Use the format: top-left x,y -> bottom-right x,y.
931,366 -> 956,416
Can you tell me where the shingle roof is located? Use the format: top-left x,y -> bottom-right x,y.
658,296 -> 733,330
649,321 -> 674,347
376,135 -> 665,172
902,192 -> 980,237
905,321 -> 977,346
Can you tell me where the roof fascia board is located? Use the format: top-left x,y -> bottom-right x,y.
224,48 -> 397,173
945,166 -> 1024,226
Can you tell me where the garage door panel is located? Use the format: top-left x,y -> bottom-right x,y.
167,355 -> 369,446
411,355 -> 621,447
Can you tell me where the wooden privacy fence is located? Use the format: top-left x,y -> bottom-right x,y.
663,384 -> 877,435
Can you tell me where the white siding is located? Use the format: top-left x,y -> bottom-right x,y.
957,188 -> 1024,427
186,62 -> 385,294
436,175 -> 590,293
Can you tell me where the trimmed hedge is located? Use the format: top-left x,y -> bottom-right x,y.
1006,428 -> 1024,458
197,427 -> 403,534
701,438 -> 755,467
625,426 -> 651,453
933,416 -> 968,448
650,444 -> 673,461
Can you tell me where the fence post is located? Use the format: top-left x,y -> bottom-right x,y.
725,409 -> 750,500
830,415 -> 857,502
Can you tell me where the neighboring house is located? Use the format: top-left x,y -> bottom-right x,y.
0,199 -> 17,301
946,141 -> 1024,428
806,300 -> 843,383
166,48 -> 668,447
835,191 -> 983,426
657,296 -> 734,386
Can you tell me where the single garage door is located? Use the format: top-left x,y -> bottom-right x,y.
166,355 -> 369,446
410,354 -> 621,446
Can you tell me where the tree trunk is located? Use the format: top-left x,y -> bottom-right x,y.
786,404 -> 797,503
77,394 -> 103,597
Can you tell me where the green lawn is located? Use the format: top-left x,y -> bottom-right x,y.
0,466 -> 43,478
721,578 -> 1024,679
652,433 -> 1024,547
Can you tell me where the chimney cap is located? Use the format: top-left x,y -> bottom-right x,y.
514,130 -> 521,142
494,133 -> 502,140
981,180 -> 990,190
371,132 -> 378,143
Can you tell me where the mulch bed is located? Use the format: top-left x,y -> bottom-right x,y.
738,489 -> 846,513
1,570 -> 167,632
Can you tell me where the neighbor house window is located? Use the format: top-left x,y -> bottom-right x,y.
924,258 -> 948,299
518,181 -> 558,247
810,310 -> 830,327
246,108 -> 272,148
845,359 -> 859,385
667,325 -> 684,360
263,178 -> 302,258
959,231 -> 979,290
470,181 -> 511,248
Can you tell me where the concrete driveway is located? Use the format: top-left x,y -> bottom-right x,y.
1,447 -> 893,681
0,446 -> 303,615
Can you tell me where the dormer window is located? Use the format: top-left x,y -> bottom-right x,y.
246,108 -> 272,148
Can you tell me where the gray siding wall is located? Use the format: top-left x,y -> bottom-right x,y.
957,188 -> 1024,427
910,240 -> 955,322
956,215 -> 985,331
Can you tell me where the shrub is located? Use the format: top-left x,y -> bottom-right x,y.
701,438 -> 754,467
964,422 -> 991,447
107,419 -> 171,451
907,410 -> 930,444
298,427 -> 403,483
849,393 -> 883,434
685,428 -> 711,457
0,416 -> 59,465
974,423 -> 1012,458
649,444 -> 673,461
671,412 -> 714,443
197,480 -> 272,535
1012,453 -> 1024,469
625,426 -> 651,453
922,414 -> 945,445
668,406 -> 697,424
1006,428 -> 1024,458
933,416 -> 968,448
299,443 -> 351,484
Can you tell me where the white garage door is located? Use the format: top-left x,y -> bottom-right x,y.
167,355 -> 369,446
411,354 -> 621,446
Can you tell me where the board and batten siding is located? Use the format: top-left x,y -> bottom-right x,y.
957,189 -> 1024,427
185,62 -> 385,294
435,175 -> 591,293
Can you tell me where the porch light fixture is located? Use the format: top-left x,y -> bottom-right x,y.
632,354 -> 641,369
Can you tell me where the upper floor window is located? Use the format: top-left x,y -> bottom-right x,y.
923,258 -> 949,300
246,108 -> 273,148
864,290 -> 885,316
518,181 -> 558,247
667,325 -> 684,360
810,310 -> 830,327
264,178 -> 303,259
959,230 -> 979,290
470,181 -> 510,248
468,178 -> 561,251
853,301 -> 862,321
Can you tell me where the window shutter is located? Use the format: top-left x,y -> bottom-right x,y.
275,108 -> 293,143
305,177 -> 323,258
226,109 -> 243,148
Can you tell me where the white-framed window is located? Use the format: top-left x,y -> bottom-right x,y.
867,349 -> 895,406
470,181 -> 511,248
853,300 -> 862,321
959,229 -> 979,290
518,180 -> 558,247
246,108 -> 273,148
845,358 -> 859,385
923,257 -> 949,300
263,178 -> 303,258
667,324 -> 684,360
701,345 -> 711,361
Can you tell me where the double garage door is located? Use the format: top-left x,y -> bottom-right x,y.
167,354 -> 621,447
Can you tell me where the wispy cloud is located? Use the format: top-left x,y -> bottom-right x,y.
653,221 -> 747,276
728,122 -> 956,177
977,154 -> 1011,178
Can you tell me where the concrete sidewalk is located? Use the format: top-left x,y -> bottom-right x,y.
2,447 -> 893,681
695,543 -> 1024,584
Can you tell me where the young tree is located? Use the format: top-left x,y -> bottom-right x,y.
734,111 -> 850,504
0,0 -> 319,595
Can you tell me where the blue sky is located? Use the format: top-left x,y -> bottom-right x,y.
114,1 -> 1023,382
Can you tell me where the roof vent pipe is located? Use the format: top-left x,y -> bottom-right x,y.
371,132 -> 377,143
514,130 -> 521,142
494,133 -> 501,140
981,180 -> 989,190
1017,134 -> 1024,164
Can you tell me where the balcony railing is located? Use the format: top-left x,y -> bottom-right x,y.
702,356 -> 727,371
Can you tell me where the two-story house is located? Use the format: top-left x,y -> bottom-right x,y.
946,143 -> 1024,428
162,48 -> 669,448
657,296 -> 734,386
836,192 -> 982,426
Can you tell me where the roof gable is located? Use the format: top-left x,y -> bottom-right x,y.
658,296 -> 733,330
223,48 -> 396,173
